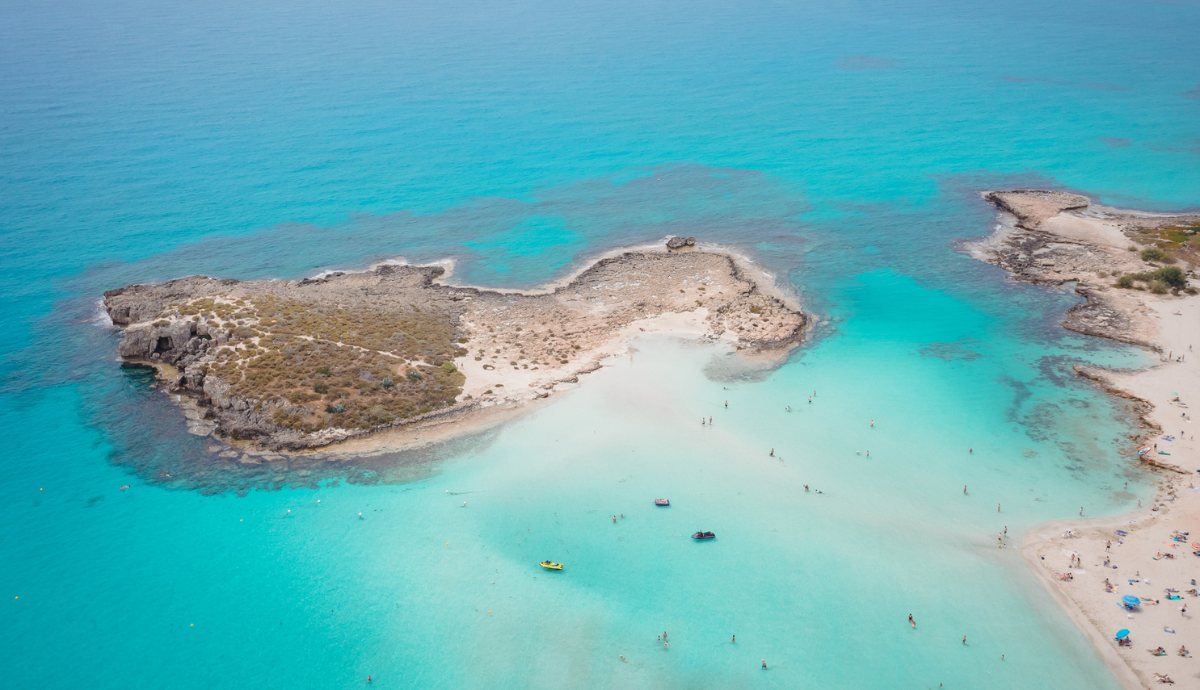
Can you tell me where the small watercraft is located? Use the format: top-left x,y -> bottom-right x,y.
654,499 -> 670,506
539,560 -> 563,570
691,531 -> 716,540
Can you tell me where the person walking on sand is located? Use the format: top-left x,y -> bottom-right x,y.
909,614 -> 916,628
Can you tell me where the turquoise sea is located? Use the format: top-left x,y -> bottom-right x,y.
3,0 -> 1199,687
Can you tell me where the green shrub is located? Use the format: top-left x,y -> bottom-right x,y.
1154,266 -> 1187,288
1150,281 -> 1169,294
316,366 -> 331,376
406,370 -> 423,382
1115,275 -> 1135,288
381,376 -> 394,388
443,360 -> 457,373
313,383 -> 329,394
1141,247 -> 1167,262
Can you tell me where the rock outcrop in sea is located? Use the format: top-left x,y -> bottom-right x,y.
103,243 -> 808,453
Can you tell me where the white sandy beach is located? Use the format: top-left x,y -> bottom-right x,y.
990,197 -> 1200,689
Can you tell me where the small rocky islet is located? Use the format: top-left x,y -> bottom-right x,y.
103,239 -> 807,452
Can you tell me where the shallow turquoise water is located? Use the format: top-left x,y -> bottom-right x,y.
2,0 -> 1198,687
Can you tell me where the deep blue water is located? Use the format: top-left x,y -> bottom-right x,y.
2,0 -> 1198,687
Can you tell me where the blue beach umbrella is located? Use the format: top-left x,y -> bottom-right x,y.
1115,629 -> 1130,640
1122,595 -> 1140,607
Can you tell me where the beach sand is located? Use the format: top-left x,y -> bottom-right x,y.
974,192 -> 1200,688
1026,293 -> 1200,689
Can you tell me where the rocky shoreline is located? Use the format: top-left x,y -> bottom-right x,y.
971,190 -> 1200,689
971,190 -> 1199,348
103,239 -> 807,454
968,189 -> 1200,470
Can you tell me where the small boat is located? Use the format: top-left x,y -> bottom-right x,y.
539,560 -> 563,570
654,499 -> 670,506
691,531 -> 716,540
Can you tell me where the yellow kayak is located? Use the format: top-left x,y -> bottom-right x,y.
539,560 -> 563,570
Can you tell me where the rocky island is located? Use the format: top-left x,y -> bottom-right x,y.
103,240 -> 807,453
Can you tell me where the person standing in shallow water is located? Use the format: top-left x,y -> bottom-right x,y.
909,614 -> 916,628
761,659 -> 767,670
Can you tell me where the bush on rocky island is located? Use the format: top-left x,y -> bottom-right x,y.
1140,247 -> 1168,262
1155,266 -> 1187,288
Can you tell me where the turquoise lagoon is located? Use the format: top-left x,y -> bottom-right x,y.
2,0 -> 1199,687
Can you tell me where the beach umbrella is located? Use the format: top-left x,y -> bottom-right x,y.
1122,595 -> 1140,607
1115,629 -> 1130,640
